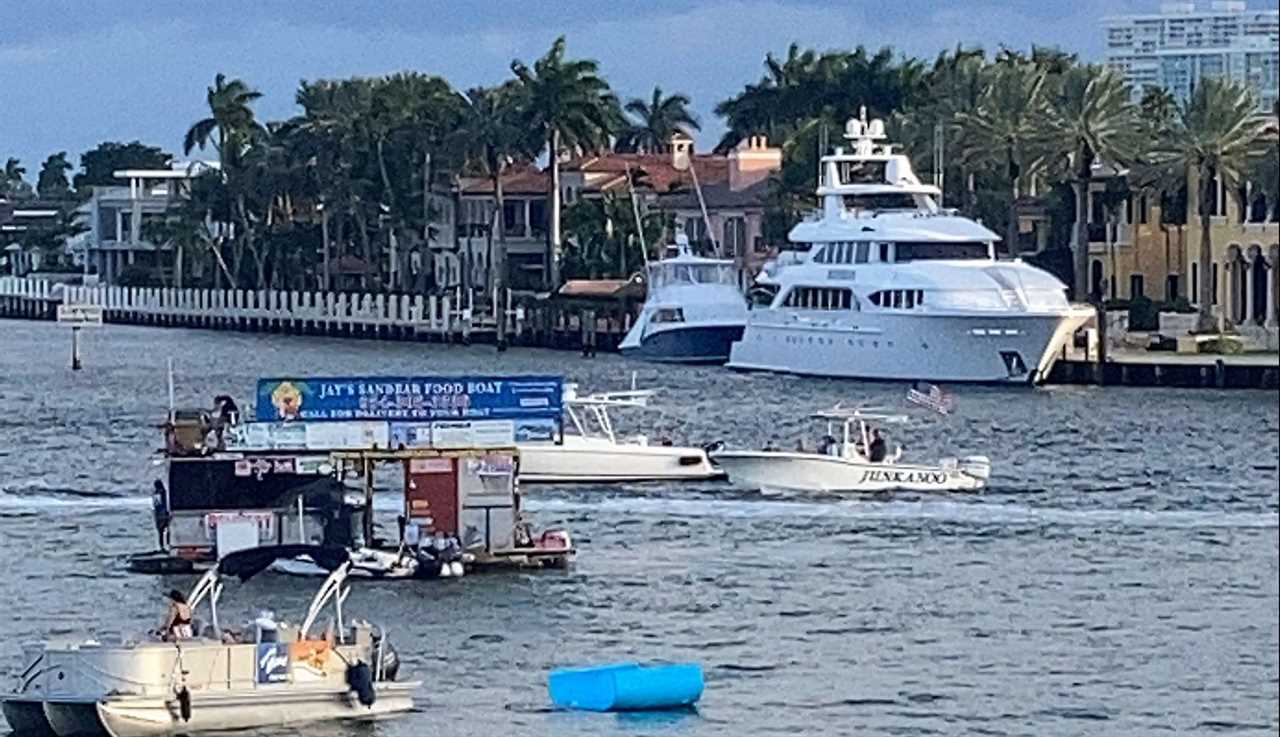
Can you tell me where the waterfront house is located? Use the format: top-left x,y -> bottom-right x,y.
0,197 -> 66,275
1083,161 -> 1189,303
450,134 -> 782,292
454,167 -> 551,291
76,162 -> 217,284
1085,152 -> 1278,343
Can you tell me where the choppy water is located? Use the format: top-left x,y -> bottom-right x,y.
1,319 -> 1277,736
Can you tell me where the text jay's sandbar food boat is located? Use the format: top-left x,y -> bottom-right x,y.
2,545 -> 417,737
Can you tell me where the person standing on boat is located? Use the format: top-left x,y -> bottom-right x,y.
161,590 -> 193,641
151,480 -> 170,551
868,429 -> 888,463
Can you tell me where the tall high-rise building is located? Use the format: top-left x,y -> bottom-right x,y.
1104,1 -> 1279,113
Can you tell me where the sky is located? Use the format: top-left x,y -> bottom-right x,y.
1,0 -> 1157,179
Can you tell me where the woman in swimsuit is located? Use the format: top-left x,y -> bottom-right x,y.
162,589 -> 194,641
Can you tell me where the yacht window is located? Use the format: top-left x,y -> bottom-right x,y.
904,290 -> 915,309
843,193 -> 917,210
838,160 -> 888,185
891,290 -> 903,309
878,243 -> 890,262
894,241 -> 990,261
652,308 -> 685,323
855,242 -> 869,263
783,287 -> 855,311
814,246 -> 829,264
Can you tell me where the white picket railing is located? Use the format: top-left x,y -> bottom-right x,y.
0,276 -> 516,336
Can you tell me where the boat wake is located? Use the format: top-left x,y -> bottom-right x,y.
525,495 -> 1279,531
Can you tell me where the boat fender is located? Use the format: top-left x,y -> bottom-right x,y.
346,662 -> 376,706
176,686 -> 192,722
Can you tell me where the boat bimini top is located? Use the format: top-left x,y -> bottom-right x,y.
185,544 -> 354,643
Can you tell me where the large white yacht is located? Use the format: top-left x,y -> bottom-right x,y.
727,114 -> 1092,384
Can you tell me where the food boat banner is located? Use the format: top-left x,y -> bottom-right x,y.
255,376 -> 563,422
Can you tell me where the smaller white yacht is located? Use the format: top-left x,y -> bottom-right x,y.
517,383 -> 722,483
619,233 -> 748,364
2,545 -> 417,737
710,406 -> 990,494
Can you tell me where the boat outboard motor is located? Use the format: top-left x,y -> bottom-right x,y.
346,662 -> 376,706
701,440 -> 725,454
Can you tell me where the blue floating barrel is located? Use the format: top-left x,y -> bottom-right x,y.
549,662 -> 704,712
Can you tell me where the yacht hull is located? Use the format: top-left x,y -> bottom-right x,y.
518,437 -> 721,483
728,309 -> 1090,383
712,451 -> 987,493
620,324 -> 744,365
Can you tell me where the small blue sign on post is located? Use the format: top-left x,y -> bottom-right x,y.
255,376 -> 563,423
256,643 -> 290,684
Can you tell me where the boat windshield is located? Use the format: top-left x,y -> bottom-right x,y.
649,261 -> 737,289
893,241 -> 991,261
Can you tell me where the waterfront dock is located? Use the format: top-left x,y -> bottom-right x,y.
0,276 -> 634,351
1046,349 -> 1280,389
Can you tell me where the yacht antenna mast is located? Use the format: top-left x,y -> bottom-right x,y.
933,122 -> 945,202
688,159 -> 719,257
624,163 -> 649,266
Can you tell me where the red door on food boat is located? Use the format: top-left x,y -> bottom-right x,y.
405,457 -> 459,536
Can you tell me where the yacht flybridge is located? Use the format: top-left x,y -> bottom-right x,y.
728,112 -> 1092,383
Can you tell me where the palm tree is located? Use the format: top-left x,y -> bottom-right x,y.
3,158 -> 31,197
1146,77 -> 1270,331
617,86 -> 700,153
1042,64 -> 1141,299
511,36 -> 621,288
184,73 -> 265,288
36,152 -> 73,199
458,83 -> 537,347
954,60 -> 1051,256
183,73 -> 264,167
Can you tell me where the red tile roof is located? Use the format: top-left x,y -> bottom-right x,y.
459,167 -> 550,196
563,153 -> 729,194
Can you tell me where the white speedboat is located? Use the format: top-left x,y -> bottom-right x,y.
517,384 -> 721,483
2,545 -> 418,737
618,233 -> 747,364
710,406 -> 990,493
728,111 -> 1092,383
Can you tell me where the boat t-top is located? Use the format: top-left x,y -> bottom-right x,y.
728,110 -> 1092,383
619,233 -> 748,364
709,405 -> 991,493
2,545 -> 418,737
517,381 -> 722,483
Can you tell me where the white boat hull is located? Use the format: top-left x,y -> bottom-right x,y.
518,436 -> 721,483
94,682 -> 417,737
728,308 -> 1091,383
711,450 -> 988,493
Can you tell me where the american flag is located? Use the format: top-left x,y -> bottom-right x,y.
906,382 -> 954,415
